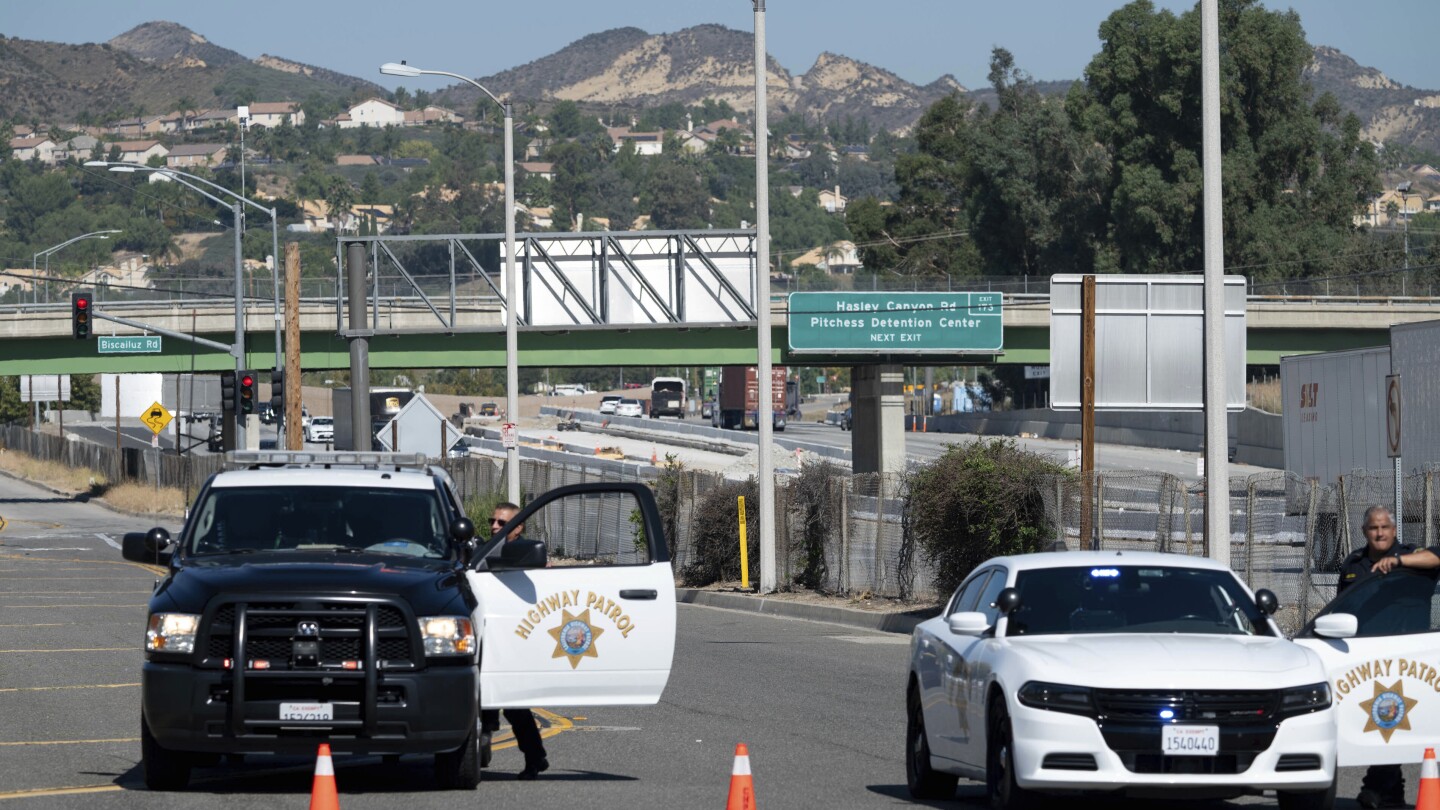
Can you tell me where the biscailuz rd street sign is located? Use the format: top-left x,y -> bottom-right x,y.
98,336 -> 162,354
787,292 -> 1003,353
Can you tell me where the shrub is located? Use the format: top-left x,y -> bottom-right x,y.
681,476 -> 758,586
789,458 -> 844,590
906,439 -> 1068,595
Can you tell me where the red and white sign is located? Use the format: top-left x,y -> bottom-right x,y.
501,422 -> 518,449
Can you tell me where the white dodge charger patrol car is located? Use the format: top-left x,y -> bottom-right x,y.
907,551 -> 1336,809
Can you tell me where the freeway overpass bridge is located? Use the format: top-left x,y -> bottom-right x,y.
0,229 -> 1436,376
0,294 -> 1435,376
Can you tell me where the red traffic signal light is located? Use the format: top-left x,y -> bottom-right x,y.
238,372 -> 256,414
71,292 -> 93,339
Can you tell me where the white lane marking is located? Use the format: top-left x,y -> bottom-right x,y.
96,534 -> 122,550
827,635 -> 909,645
0,547 -> 91,552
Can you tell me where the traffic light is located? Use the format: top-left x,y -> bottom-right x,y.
270,367 -> 284,416
238,371 -> 256,414
220,370 -> 236,413
71,291 -> 92,339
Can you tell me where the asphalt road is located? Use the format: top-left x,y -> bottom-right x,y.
0,474 -> 1415,808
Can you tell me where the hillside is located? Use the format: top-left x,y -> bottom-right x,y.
438,24 -> 965,134
1305,45 -> 1440,153
0,22 -> 383,123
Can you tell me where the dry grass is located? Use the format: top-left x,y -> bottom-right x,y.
0,448 -> 186,517
103,482 -> 188,517
1248,379 -> 1283,414
0,449 -> 106,493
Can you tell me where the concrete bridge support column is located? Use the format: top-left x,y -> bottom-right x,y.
852,364 -> 906,476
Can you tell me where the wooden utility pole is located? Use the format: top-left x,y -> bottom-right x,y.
284,243 -> 303,450
1080,275 -> 1097,549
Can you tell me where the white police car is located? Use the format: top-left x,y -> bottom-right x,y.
1294,566 -> 1440,770
907,551 -> 1336,809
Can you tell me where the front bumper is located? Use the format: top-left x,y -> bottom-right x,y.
1009,703 -> 1335,797
142,660 -> 477,756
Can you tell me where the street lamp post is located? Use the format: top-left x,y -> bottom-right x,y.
33,230 -> 122,304
88,161 -> 251,448
87,161 -> 285,443
382,61 -> 519,504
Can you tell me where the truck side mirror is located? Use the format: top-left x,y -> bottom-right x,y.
1254,589 -> 1279,616
122,527 -> 172,564
450,517 -> 476,544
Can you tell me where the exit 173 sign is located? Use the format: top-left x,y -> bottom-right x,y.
787,292 -> 1003,353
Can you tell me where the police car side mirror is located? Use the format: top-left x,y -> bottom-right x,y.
1254,588 -> 1279,616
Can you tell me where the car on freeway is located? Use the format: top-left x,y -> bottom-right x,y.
615,398 -> 643,418
1293,566 -> 1440,771
478,402 -> 499,417
119,451 -> 677,791
840,406 -> 852,431
599,395 -> 623,415
305,416 -> 334,443
907,551 -> 1336,809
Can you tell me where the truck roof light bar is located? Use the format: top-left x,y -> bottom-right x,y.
226,451 -> 430,470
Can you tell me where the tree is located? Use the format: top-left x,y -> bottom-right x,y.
644,161 -> 709,230
324,178 -> 357,233
1066,0 -> 1380,279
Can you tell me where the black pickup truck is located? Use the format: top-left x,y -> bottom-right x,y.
124,451 -> 486,790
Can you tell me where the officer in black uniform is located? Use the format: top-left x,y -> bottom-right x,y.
1338,505 -> 1411,809
481,503 -> 550,780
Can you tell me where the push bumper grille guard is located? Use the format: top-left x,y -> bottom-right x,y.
202,598 -> 418,739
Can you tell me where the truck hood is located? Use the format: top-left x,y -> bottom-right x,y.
1000,634 -> 1322,687
153,557 -> 470,617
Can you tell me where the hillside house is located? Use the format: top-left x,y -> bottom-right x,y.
678,131 -> 712,154
403,106 -> 464,127
606,127 -> 664,156
341,99 -> 405,129
108,140 -> 169,164
165,143 -> 228,168
517,203 -> 554,229
335,155 -> 382,166
0,268 -> 41,298
108,115 -> 169,138
9,137 -> 56,164
818,186 -> 848,214
518,162 -> 555,181
298,200 -> 395,233
52,135 -> 99,162
790,241 -> 861,274
188,109 -> 238,129
246,102 -> 305,129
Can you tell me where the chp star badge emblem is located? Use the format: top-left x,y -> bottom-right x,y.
1359,680 -> 1419,742
548,608 -> 605,669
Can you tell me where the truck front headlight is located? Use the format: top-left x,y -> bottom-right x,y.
418,616 -> 475,656
146,613 -> 200,653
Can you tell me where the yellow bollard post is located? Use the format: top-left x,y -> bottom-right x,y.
737,495 -> 750,591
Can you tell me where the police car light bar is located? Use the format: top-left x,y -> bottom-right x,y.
226,451 -> 430,469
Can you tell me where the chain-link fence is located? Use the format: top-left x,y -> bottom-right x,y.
8,425 -> 1440,619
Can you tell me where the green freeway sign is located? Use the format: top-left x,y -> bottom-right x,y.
787,292 -> 1003,353
98,336 -> 162,354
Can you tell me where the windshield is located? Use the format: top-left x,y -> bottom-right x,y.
184,485 -> 452,561
1307,568 -> 1440,638
1007,565 -> 1271,637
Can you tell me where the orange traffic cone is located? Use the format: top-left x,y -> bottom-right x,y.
310,742 -> 340,810
726,742 -> 756,810
1418,747 -> 1440,810
651,447 -> 659,465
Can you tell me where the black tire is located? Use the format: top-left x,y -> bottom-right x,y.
140,715 -> 193,791
987,702 -> 1038,810
435,723 -> 481,790
1277,776 -> 1336,810
906,686 -> 958,800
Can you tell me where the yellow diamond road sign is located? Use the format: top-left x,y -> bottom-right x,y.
140,401 -> 173,435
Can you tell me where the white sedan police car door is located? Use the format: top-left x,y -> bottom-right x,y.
1294,568 -> 1440,766
466,483 -> 677,709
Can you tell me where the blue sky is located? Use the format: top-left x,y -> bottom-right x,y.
6,1 -> 1439,93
